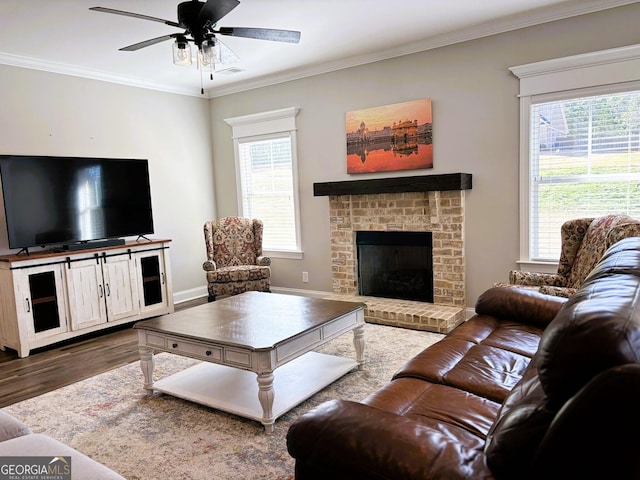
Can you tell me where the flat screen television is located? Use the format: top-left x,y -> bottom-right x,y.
0,155 -> 154,252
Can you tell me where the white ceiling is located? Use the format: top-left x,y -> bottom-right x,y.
0,0 -> 636,98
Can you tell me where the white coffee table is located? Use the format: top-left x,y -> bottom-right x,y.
134,292 -> 365,432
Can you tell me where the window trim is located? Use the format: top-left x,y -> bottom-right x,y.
510,44 -> 640,267
224,107 -> 303,259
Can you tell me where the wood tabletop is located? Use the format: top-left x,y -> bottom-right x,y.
135,292 -> 365,350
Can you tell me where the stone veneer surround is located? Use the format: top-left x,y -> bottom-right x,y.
315,174 -> 471,334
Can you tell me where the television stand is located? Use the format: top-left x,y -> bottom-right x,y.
62,238 -> 126,251
0,239 -> 173,357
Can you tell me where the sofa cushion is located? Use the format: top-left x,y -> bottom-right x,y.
393,315 -> 544,404
0,411 -> 31,441
287,399 -> 494,480
364,379 -> 501,439
205,264 -> 271,282
483,358 -> 555,479
0,433 -> 125,480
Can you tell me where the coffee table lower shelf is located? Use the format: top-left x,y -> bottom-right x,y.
152,351 -> 357,430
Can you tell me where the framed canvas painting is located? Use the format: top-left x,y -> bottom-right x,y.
346,98 -> 433,174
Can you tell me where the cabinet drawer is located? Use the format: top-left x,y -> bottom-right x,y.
166,337 -> 222,361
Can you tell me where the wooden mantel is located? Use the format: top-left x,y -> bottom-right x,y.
313,173 -> 472,196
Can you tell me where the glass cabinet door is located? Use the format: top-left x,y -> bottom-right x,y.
136,251 -> 171,315
29,271 -> 60,332
140,255 -> 163,306
20,265 -> 68,339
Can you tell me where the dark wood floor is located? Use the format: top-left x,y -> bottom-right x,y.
0,298 -> 207,408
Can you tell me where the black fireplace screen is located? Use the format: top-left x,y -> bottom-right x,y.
356,231 -> 433,302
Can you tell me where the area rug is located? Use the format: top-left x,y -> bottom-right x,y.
3,324 -> 444,480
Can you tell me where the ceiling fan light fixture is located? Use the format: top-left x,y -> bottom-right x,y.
201,39 -> 221,65
172,36 -> 192,66
90,0 -> 301,93
196,51 -> 211,71
197,40 -> 219,70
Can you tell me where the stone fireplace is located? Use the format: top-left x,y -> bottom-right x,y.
314,173 -> 471,333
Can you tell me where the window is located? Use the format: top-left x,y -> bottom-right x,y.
529,90 -> 640,260
225,107 -> 302,258
510,44 -> 640,267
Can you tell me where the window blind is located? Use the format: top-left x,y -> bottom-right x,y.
238,134 -> 298,251
529,90 -> 640,261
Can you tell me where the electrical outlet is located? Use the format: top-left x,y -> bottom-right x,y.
302,271 -> 309,283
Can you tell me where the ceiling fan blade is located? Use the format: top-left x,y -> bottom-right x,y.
89,6 -> 181,29
199,0 -> 240,25
216,27 -> 301,43
120,34 -> 177,52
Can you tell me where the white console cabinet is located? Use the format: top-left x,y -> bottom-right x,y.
0,239 -> 173,357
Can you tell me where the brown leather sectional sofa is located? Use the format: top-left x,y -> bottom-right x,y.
287,236 -> 640,479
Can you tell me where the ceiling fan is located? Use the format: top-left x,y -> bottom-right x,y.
90,0 -> 301,91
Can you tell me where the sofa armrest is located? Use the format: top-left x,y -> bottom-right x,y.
0,433 -> 125,479
256,256 -> 271,266
475,286 -> 567,328
287,399 -> 489,480
202,260 -> 217,271
509,270 -> 564,287
538,285 -> 576,298
0,411 -> 31,442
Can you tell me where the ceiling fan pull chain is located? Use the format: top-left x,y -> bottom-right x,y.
200,68 -> 205,95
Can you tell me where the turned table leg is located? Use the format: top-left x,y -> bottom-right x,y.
353,323 -> 365,370
139,346 -> 156,395
257,372 -> 275,433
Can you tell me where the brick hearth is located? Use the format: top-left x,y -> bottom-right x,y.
324,293 -> 465,334
315,174 -> 472,334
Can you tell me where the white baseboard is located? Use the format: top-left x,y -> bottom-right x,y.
270,286 -> 333,298
465,307 -> 475,320
172,285 -> 476,320
173,286 -> 208,305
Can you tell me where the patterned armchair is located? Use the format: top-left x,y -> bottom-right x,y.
203,217 -> 271,302
504,213 -> 640,298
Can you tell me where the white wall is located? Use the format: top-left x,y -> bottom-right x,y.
0,66 -> 215,302
0,4 -> 638,308
209,3 -> 640,307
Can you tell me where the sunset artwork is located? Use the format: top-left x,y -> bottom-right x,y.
346,98 -> 433,174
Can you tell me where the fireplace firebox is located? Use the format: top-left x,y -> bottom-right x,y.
356,231 -> 433,303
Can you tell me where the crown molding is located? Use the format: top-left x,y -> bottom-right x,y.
0,52 -> 205,98
1,0 -> 636,99
208,0 -> 639,97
